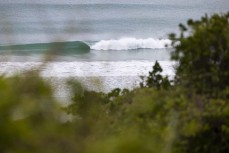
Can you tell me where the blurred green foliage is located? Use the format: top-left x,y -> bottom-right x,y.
0,13 -> 229,153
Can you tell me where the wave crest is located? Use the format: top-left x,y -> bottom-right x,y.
91,38 -> 171,50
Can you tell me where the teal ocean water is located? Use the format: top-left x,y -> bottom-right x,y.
0,0 -> 228,93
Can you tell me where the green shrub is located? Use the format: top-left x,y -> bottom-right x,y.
169,13 -> 229,97
140,61 -> 171,89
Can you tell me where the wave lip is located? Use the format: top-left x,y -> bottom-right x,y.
91,37 -> 171,51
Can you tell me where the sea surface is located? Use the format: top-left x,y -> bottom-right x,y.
0,0 -> 228,96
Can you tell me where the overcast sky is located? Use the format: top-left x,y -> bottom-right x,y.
1,0 -> 228,5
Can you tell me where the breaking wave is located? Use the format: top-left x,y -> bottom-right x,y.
91,37 -> 171,50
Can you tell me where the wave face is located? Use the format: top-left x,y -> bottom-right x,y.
0,41 -> 90,54
91,38 -> 171,50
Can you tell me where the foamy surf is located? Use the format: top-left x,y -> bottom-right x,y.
0,61 -> 175,77
91,38 -> 171,50
0,61 -> 175,95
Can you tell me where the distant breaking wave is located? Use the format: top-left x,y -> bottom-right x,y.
91,38 -> 171,50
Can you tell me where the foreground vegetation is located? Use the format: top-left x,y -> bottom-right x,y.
0,13 -> 229,153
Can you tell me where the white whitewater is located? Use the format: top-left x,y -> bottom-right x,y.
91,38 -> 171,50
0,61 -> 174,77
0,61 -> 175,97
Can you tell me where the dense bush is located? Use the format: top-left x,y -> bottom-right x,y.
169,13 -> 229,97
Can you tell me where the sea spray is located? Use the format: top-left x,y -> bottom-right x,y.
91,38 -> 171,50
